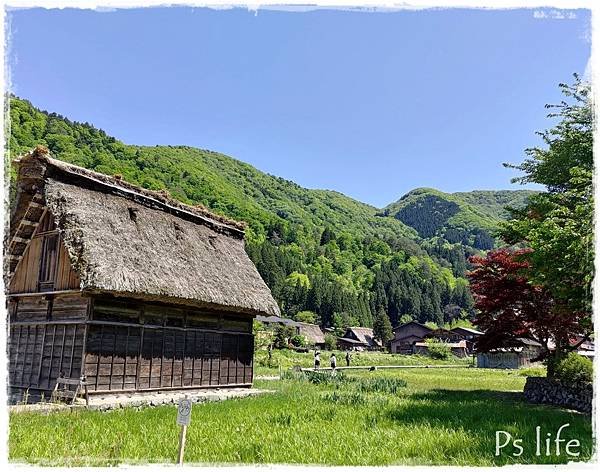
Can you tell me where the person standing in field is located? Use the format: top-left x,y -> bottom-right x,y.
330,352 -> 337,375
345,351 -> 351,367
314,350 -> 321,370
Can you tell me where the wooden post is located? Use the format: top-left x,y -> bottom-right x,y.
178,424 -> 187,466
81,374 -> 89,407
176,396 -> 192,465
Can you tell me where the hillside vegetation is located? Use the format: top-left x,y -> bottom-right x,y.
7,96 -> 528,329
454,190 -> 538,219
383,187 -> 535,250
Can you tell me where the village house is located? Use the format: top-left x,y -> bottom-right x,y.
417,328 -> 469,357
255,315 -> 300,329
477,335 -> 595,369
573,338 -> 595,360
6,148 -> 279,401
390,321 -> 481,357
337,327 -> 381,351
389,321 -> 432,354
424,328 -> 464,343
296,322 -> 326,349
476,338 -> 544,369
412,340 -> 469,357
255,315 -> 326,349
448,326 -> 483,353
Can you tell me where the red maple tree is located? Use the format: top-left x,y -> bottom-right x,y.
467,249 -> 584,365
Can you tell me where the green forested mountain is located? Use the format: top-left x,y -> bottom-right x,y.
454,190 -> 539,219
7,96 -> 525,329
383,188 -> 536,251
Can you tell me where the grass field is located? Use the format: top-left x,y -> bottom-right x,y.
9,363 -> 592,466
254,348 -> 471,376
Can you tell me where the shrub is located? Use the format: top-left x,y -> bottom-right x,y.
253,321 -> 273,352
516,366 -> 547,377
324,334 -> 338,350
256,356 -> 275,368
290,334 -> 307,348
273,325 -> 296,349
425,339 -> 452,360
294,310 -> 317,324
554,352 -> 593,384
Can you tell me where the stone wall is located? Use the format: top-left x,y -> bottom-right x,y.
9,387 -> 270,413
524,376 -> 592,414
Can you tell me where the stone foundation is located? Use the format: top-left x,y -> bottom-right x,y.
9,387 -> 272,414
524,376 -> 592,414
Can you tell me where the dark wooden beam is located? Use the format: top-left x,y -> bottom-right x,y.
8,290 -> 82,299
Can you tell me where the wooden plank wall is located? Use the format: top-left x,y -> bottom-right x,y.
54,243 -> 81,291
84,325 -> 253,392
84,298 -> 254,392
8,294 -> 89,391
8,294 -> 255,394
9,237 -> 42,293
9,212 -> 80,294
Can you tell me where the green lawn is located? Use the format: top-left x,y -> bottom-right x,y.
9,365 -> 592,466
254,348 -> 471,376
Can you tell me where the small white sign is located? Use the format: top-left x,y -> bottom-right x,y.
177,397 -> 192,426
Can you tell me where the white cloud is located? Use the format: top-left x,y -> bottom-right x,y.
533,9 -> 578,20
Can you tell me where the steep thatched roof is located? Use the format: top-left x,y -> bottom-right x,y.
297,323 -> 326,345
344,327 -> 382,347
392,320 -> 432,332
10,148 -> 280,316
255,315 -> 300,327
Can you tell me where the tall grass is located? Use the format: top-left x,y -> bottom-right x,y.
281,368 -> 348,385
254,348 -> 471,376
353,376 -> 407,394
282,369 -> 407,394
9,368 -> 590,466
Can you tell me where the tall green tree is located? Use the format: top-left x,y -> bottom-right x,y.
373,307 -> 394,347
294,310 -> 317,324
501,75 -> 593,355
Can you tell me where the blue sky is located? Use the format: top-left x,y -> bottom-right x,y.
7,7 -> 591,208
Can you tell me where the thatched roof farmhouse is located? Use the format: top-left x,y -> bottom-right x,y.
7,147 -> 279,400
338,327 -> 382,350
297,322 -> 326,347
254,315 -> 326,348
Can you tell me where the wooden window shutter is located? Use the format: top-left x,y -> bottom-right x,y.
38,233 -> 59,292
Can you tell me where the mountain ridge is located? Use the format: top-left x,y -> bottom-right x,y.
7,96 -> 533,329
383,187 -> 536,250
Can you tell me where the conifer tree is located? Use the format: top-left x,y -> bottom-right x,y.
373,307 -> 394,347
